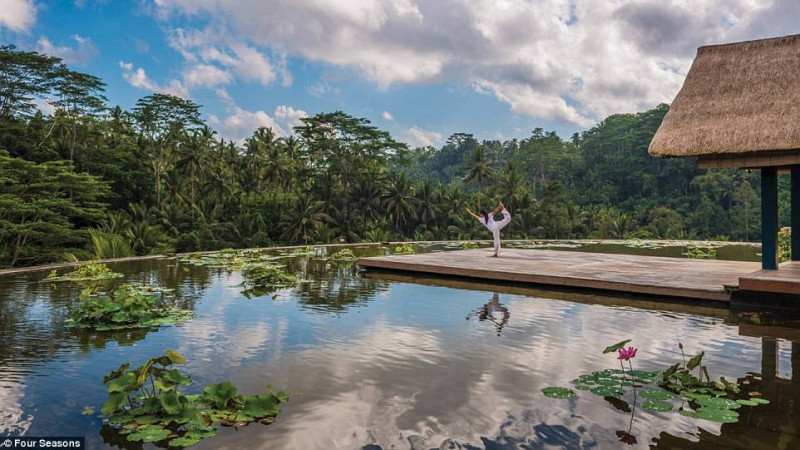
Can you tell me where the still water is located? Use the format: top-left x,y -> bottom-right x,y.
1,242 -> 797,449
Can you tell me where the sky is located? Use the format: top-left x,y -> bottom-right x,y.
0,0 -> 797,147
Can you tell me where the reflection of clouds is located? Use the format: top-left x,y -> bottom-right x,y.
0,383 -> 31,435
209,290 -> 748,449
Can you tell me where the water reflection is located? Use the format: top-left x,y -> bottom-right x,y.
1,243 -> 799,449
466,293 -> 510,336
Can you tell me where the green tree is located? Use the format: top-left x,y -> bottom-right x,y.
0,151 -> 110,267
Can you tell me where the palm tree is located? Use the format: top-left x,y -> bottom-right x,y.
352,176 -> 383,229
415,179 -> 440,228
280,194 -> 328,244
383,173 -> 417,235
463,146 -> 494,191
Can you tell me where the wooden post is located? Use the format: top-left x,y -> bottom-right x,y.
792,165 -> 800,261
762,337 -> 778,380
762,167 -> 779,270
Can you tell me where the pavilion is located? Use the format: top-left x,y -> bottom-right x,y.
649,34 -> 800,277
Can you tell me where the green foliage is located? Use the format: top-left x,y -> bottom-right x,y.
541,387 -> 577,399
47,261 -> 123,282
0,42 -> 782,263
779,227 -> 791,262
394,243 -> 416,255
0,151 -> 111,267
65,285 -> 192,330
544,339 -> 768,426
328,248 -> 357,264
100,351 -> 286,447
239,264 -> 298,296
88,229 -> 133,259
460,241 -> 480,249
682,245 -> 717,259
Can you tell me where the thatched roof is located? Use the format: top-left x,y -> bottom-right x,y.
649,34 -> 800,161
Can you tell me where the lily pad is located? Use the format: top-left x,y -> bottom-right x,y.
595,379 -> 619,386
640,389 -> 677,400
541,387 -> 578,399
242,394 -> 281,417
574,385 -> 592,391
750,397 -> 770,405
736,399 -> 759,406
128,426 -> 171,443
169,436 -> 201,447
590,386 -> 624,397
695,398 -> 741,410
694,407 -> 740,423
641,400 -> 673,412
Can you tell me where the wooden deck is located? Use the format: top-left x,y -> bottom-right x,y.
358,248 -> 764,302
739,260 -> 800,295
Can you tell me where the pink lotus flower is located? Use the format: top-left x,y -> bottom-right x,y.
618,347 -> 637,361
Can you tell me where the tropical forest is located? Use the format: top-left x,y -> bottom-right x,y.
0,44 -> 786,268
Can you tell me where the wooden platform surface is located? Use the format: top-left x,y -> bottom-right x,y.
358,248 -> 764,302
739,260 -> 800,295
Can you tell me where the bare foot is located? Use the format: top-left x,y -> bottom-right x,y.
490,254 -> 498,257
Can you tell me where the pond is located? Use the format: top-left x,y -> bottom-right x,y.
1,241 -> 797,449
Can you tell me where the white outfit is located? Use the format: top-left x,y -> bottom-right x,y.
479,208 -> 511,255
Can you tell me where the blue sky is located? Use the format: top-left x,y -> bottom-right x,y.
0,0 -> 794,146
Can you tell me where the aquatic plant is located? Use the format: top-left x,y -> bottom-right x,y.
328,248 -> 357,264
47,261 -> 124,282
682,245 -> 717,259
239,264 -> 298,296
289,246 -> 315,256
179,248 -> 278,269
460,241 -> 480,249
66,285 -> 192,331
541,339 -> 770,430
101,350 -> 286,447
394,243 -> 415,255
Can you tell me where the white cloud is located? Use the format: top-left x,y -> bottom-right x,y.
402,126 -> 443,148
153,0 -> 784,126
36,34 -> 99,65
181,63 -> 232,88
209,105 -> 308,143
0,0 -> 35,32
382,110 -> 394,121
274,105 -> 308,133
120,61 -> 189,98
307,80 -> 340,97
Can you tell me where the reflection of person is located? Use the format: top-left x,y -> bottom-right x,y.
467,202 -> 512,257
466,292 -> 510,335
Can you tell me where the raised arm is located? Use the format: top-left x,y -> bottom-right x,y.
466,208 -> 481,221
491,202 -> 504,215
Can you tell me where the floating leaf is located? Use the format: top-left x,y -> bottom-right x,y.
750,398 -> 770,405
541,387 -> 577,399
169,436 -> 200,447
642,400 -> 673,412
679,410 -> 696,418
591,386 -> 624,396
574,385 -> 592,391
603,339 -> 632,354
81,406 -> 95,416
695,398 -> 741,410
242,394 -> 281,418
128,426 -> 171,443
595,379 -> 619,386
640,389 -> 677,400
736,399 -> 759,406
681,391 -> 711,400
694,407 -> 739,423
